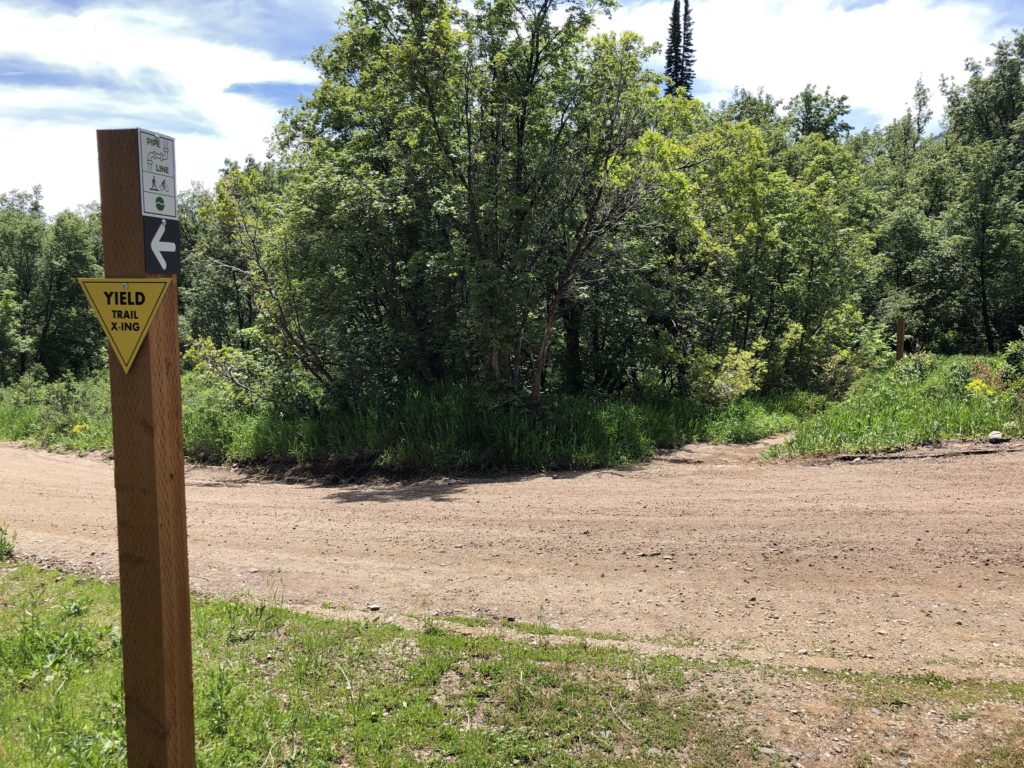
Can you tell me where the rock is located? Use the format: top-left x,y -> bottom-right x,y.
988,431 -> 1007,443
368,603 -> 381,612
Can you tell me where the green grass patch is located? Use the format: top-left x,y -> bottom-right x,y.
1,564 -> 762,767
0,372 -> 811,474
799,665 -> 1024,712
3,564 -> 1024,767
767,354 -> 1024,458
441,615 -> 630,642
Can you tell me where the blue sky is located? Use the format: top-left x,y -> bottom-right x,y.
1,0 -> 1021,214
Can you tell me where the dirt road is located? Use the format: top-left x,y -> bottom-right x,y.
3,439 -> 1022,680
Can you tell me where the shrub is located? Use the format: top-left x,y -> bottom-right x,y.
1003,337 -> 1024,385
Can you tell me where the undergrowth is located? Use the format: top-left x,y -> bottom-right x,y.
768,353 -> 1024,458
0,372 -> 814,473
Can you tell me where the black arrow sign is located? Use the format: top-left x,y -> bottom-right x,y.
143,215 -> 180,274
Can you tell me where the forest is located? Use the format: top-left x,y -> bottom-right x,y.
1,0 -> 1023,470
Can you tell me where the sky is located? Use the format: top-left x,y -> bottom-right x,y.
1,0 -> 1021,215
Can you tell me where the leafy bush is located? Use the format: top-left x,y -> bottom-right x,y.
1003,337 -> 1024,384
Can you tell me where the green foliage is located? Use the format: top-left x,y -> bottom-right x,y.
1002,335 -> 1024,384
220,386 -> 801,472
0,369 -> 799,472
0,523 -> 14,561
0,370 -> 112,453
785,84 -> 853,140
0,191 -> 104,384
770,354 -> 1024,457
8,16 -> 1024,473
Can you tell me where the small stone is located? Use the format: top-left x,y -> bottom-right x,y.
248,567 -> 259,573
876,629 -> 888,635
988,431 -> 1007,443
368,603 -> 381,612
758,747 -> 777,756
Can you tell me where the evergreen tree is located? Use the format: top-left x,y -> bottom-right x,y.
681,0 -> 695,95
665,0 -> 682,94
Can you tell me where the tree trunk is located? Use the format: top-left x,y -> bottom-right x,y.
562,297 -> 583,394
530,301 -> 560,405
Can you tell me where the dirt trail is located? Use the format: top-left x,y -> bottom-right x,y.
2,438 -> 1023,680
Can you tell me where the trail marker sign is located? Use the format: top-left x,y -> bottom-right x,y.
92,128 -> 196,768
137,129 -> 180,274
78,278 -> 171,373
144,216 -> 180,273
139,129 -> 176,218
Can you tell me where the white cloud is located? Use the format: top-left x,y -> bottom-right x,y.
0,5 -> 319,214
600,0 -> 1015,123
1,0 -> 1020,214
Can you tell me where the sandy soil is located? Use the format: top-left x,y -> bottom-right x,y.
2,438 -> 1023,684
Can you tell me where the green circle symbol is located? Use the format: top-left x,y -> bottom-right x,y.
155,197 -> 165,211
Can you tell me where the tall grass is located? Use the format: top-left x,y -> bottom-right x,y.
768,354 -> 1024,458
0,372 -> 810,473
0,373 -> 112,454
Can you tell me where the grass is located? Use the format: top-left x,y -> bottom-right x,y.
767,353 -> 1024,458
0,523 -> 14,560
0,371 -> 812,474
3,563 -> 1024,767
0,563 -> 759,768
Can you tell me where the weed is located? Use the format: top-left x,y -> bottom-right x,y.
769,354 -> 1024,458
0,523 -> 14,560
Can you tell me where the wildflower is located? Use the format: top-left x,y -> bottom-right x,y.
965,378 -> 996,397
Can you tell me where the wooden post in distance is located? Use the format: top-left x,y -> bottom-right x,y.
96,129 -> 196,768
896,317 -> 906,361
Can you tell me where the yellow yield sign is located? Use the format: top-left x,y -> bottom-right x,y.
79,278 -> 171,373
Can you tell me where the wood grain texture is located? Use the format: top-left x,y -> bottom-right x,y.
97,129 -> 196,768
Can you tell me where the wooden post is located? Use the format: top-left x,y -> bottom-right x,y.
896,317 -> 906,361
97,129 -> 196,768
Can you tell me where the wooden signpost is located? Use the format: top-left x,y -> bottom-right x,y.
85,129 -> 196,767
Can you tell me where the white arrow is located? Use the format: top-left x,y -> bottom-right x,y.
150,218 -> 176,270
